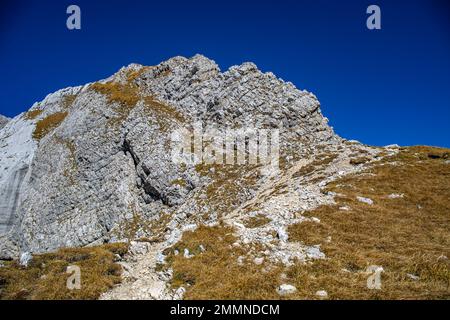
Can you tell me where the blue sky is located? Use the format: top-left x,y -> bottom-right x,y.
1,0 -> 449,147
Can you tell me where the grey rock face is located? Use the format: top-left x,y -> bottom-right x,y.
0,115 -> 10,130
0,55 -> 339,259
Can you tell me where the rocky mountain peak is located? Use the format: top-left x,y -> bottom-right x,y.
1,55 -> 448,301
0,54 -> 337,260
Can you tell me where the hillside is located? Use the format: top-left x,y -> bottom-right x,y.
0,55 -> 448,300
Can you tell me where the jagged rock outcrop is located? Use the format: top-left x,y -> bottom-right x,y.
0,54 -> 340,259
0,115 -> 9,130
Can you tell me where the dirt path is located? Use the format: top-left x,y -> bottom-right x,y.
99,242 -> 178,300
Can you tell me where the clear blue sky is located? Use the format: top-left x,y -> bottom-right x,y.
1,0 -> 449,147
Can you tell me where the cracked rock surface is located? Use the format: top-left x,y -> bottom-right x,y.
0,55 -> 340,259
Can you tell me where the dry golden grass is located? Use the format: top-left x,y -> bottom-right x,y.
125,66 -> 152,82
0,243 -> 128,300
195,163 -> 260,217
90,81 -> 140,127
165,224 -> 283,300
61,94 -> 77,110
91,81 -> 139,108
243,214 -> 272,228
33,112 -> 68,141
168,146 -> 449,300
287,146 -> 450,299
292,153 -> 338,179
112,211 -> 171,243
143,96 -> 186,132
24,109 -> 43,120
91,79 -> 184,131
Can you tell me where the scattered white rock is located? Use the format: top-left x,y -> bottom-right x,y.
182,224 -> 197,232
156,252 -> 166,265
305,246 -> 325,259
19,252 -> 32,267
276,228 -> 289,242
315,290 -> 328,298
237,256 -> 245,265
199,244 -> 206,252
384,144 -> 400,149
357,196 -> 374,205
311,217 -> 321,223
183,248 -> 193,259
388,193 -> 404,199
173,250 -> 179,256
318,181 -> 327,188
129,241 -> 149,256
407,273 -> 419,281
172,286 -> 186,300
254,257 -> 264,265
437,254 -> 448,262
339,206 -> 350,211
276,284 -> 297,295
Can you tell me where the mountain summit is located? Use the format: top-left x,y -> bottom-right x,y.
0,55 -> 336,259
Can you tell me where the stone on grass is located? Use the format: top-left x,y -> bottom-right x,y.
276,284 -> 297,295
315,290 -> 328,298
19,252 -> 32,267
388,193 -> 404,199
357,196 -> 374,205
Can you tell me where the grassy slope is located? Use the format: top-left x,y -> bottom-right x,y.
0,243 -> 128,300
0,147 -> 448,300
167,146 -> 450,299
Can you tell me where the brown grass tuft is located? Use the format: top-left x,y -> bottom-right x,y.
33,112 -> 68,141
0,243 -> 128,300
24,109 -> 43,120
90,81 -> 139,108
243,215 -> 272,228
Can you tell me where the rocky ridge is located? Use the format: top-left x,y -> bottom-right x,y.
0,115 -> 9,130
0,55 -> 399,299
